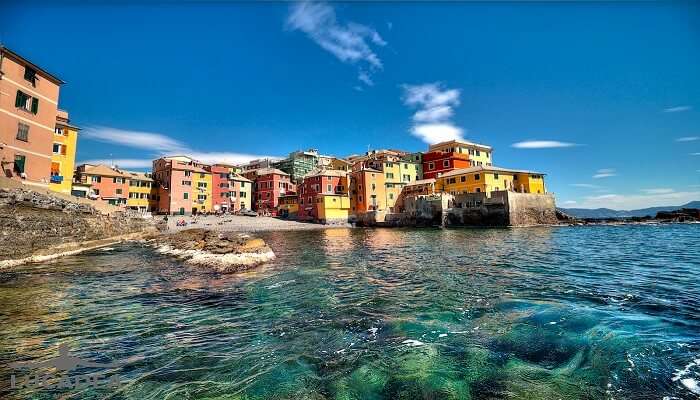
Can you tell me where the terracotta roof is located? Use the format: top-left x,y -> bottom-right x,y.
304,168 -> 348,178
82,164 -> 129,178
124,171 -> 153,182
438,165 -> 545,178
428,139 -> 492,151
405,178 -> 436,187
229,173 -> 252,183
255,167 -> 289,176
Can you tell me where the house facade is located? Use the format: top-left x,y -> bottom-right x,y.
49,110 -> 79,194
297,169 -> 349,222
74,164 -> 129,206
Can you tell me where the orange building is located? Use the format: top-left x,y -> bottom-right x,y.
1,46 -> 64,188
74,164 -> 130,206
349,163 -> 386,215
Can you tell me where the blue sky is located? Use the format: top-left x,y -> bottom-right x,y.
2,1 -> 699,209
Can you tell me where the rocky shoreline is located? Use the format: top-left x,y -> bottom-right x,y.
152,229 -> 275,273
556,208 -> 700,226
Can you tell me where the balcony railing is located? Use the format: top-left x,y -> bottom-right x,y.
50,175 -> 63,183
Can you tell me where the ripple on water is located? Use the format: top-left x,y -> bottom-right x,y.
0,225 -> 699,399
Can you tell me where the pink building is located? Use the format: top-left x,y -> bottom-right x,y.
211,164 -> 252,213
74,164 -> 129,206
152,156 -> 209,215
297,169 -> 348,221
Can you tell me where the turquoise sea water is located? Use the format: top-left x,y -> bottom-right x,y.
0,225 -> 699,399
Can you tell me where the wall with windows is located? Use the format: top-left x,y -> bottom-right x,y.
48,113 -> 78,194
0,48 -> 62,186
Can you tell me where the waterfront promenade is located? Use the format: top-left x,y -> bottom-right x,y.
165,214 -> 353,232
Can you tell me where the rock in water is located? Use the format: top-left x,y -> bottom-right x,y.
153,229 -> 275,273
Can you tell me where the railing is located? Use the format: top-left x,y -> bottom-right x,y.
50,175 -> 63,183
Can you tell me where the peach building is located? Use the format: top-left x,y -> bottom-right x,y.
152,156 -> 212,215
1,46 -> 64,188
74,164 -> 130,206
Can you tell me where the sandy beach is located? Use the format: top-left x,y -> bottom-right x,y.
163,214 -> 353,232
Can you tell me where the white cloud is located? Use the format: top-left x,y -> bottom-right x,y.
663,105 -> 692,113
570,183 -> 601,189
576,191 -> 700,210
79,158 -> 154,169
286,1 -> 386,86
593,168 -> 617,179
80,126 -> 276,167
401,83 -> 465,144
641,188 -> 674,195
511,141 -> 578,149
358,71 -> 373,86
691,153 -> 700,156
82,126 -> 186,153
676,136 -> 699,142
411,123 -> 464,144
562,200 -> 577,206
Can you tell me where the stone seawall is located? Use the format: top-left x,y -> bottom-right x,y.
355,191 -> 557,228
0,188 -> 156,267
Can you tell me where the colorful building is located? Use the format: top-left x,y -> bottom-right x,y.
49,110 -> 79,194
152,156 -> 211,215
423,140 -> 493,180
273,148 -> 320,184
125,171 -> 155,212
0,46 -> 64,188
211,164 -> 253,213
74,164 -> 129,206
297,169 -> 350,222
278,194 -> 299,219
248,167 -> 295,213
365,151 -> 421,212
435,166 -> 546,195
349,164 -> 386,215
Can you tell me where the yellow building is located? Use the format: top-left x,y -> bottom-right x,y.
436,166 -> 546,195
125,171 -> 155,212
366,155 -> 421,212
193,170 -> 212,213
316,194 -> 351,223
49,110 -> 79,194
428,139 -> 493,167
278,194 -> 299,218
231,174 -> 252,211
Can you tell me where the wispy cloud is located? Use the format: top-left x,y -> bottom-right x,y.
663,105 -> 692,113
82,126 -> 186,153
641,188 -> 674,195
593,168 -> 617,179
570,183 -> 601,189
358,71 -> 373,86
79,158 -> 154,169
80,126 -> 277,168
401,82 -> 464,144
511,141 -> 578,149
286,1 -> 386,87
691,152 -> 700,156
561,200 -> 577,206
676,136 -> 699,142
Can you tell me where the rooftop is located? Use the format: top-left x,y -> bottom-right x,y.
428,139 -> 492,151
439,165 -> 545,178
80,164 -> 129,178
0,45 -> 65,85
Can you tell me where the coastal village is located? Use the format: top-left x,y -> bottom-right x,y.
1,46 -> 554,227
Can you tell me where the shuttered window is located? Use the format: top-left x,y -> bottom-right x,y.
14,91 -> 38,114
16,123 -> 29,141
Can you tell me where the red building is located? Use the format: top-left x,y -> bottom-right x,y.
211,164 -> 253,213
74,164 -> 130,206
422,151 -> 472,180
249,167 -> 295,213
297,169 -> 348,221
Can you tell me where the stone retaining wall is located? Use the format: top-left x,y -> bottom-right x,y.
0,187 -> 155,264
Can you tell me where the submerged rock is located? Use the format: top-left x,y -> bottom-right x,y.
153,229 -> 275,273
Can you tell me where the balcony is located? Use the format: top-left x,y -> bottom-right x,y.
50,175 -> 64,183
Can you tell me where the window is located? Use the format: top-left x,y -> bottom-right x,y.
476,188 -> 481,193
403,174 -> 411,182
231,191 -> 237,198
327,184 -> 332,192
359,195 -> 363,202
14,154 -> 26,174
198,194 -> 207,201
15,91 -> 38,114
475,174 -> 480,181
476,150 -> 481,156
428,162 -> 434,170
197,182 -> 207,188
182,180 -> 191,186
200,173 -> 205,178
184,170 -> 192,177
113,177 -> 124,184
16,123 -> 29,142
494,173 -> 499,179
91,176 -> 101,183
460,176 -> 466,182
184,192 -> 189,199
389,193 -> 394,200
24,67 -> 37,86
386,173 -> 394,179
116,189 -> 123,195
93,189 -> 100,195
53,143 -> 61,154
443,160 -> 449,168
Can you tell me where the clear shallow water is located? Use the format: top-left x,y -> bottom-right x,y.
0,225 -> 699,399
